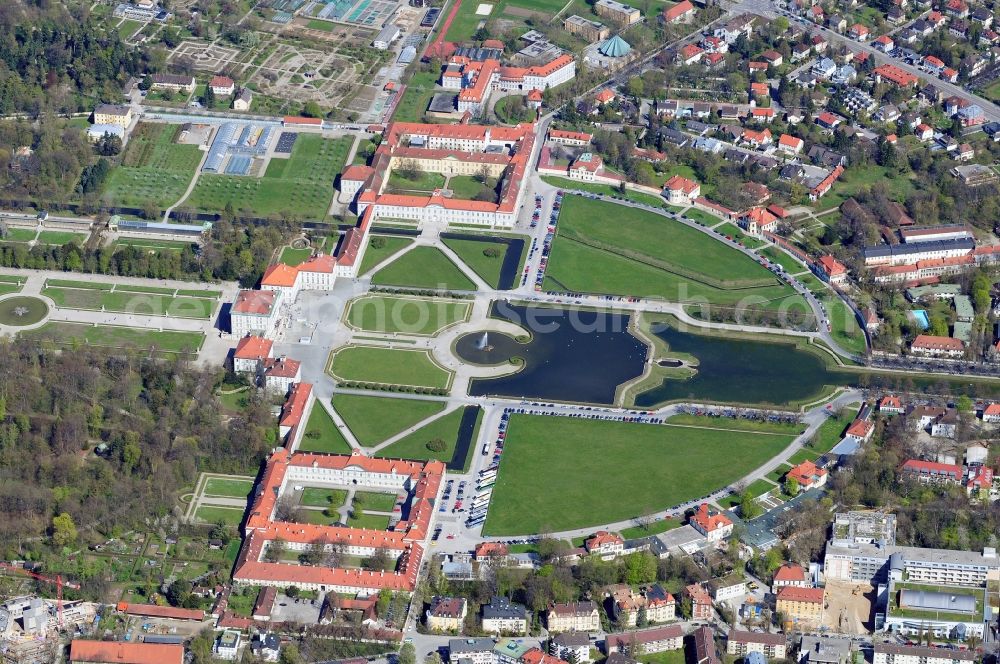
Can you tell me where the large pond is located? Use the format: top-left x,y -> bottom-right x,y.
460,303 -> 647,404
634,321 -> 852,407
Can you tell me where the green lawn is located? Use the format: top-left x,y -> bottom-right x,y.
35,231 -> 86,246
347,512 -> 392,530
715,223 -> 765,249
394,68 -> 439,124
387,170 -> 446,193
442,238 -> 508,288
358,236 -> 414,275
541,176 -> 674,210
788,448 -> 820,465
619,518 -> 683,540
761,247 -> 806,274
331,393 -> 446,446
329,346 -> 452,389
447,175 -> 494,201
444,0 -> 568,41
766,465 -> 791,484
307,18 -> 336,30
300,487 -> 348,509
204,478 -> 255,498
484,416 -> 795,535
494,95 -> 535,125
823,296 -> 867,355
0,275 -> 24,295
826,164 -> 916,208
377,407 -> 468,465
808,408 -> 857,454
371,246 -> 477,291
544,196 -> 799,308
114,238 -> 198,253
298,509 -> 339,525
188,134 -> 351,219
798,273 -> 828,293
298,402 -> 354,454
683,209 -> 721,226
23,322 -> 204,354
744,478 -> 779,499
345,295 -> 470,335
279,246 -> 313,266
194,506 -> 244,526
2,228 -> 38,242
353,491 -> 400,512
103,123 -> 202,209
665,413 -> 805,435
639,650 -> 687,664
42,287 -> 214,319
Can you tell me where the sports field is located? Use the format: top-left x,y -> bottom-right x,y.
23,322 -> 204,354
298,402 -> 354,454
483,415 -> 795,535
103,123 -> 202,208
331,393 -> 446,446
42,283 -> 215,319
544,196 -> 799,308
188,135 -> 352,219
345,294 -> 471,335
371,246 -> 477,290
442,238 -> 507,288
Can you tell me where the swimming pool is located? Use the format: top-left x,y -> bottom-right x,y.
912,309 -> 930,329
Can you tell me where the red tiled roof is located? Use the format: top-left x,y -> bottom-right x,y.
912,334 -> 964,351
284,116 -> 323,125
691,503 -> 732,532
874,64 -> 918,86
984,403 -> 1000,416
279,382 -> 312,430
475,541 -> 509,558
663,0 -> 695,21
264,357 -> 301,379
818,254 -> 846,276
786,460 -> 827,487
69,640 -> 184,664
262,263 -> 299,288
210,75 -> 234,88
879,395 -> 903,410
595,89 -> 615,103
549,129 -> 593,143
342,165 -> 375,181
846,419 -> 873,438
773,563 -> 806,582
779,134 -> 803,149
776,586 -> 824,603
585,530 -> 623,550
233,289 -> 277,316
902,459 -> 962,476
664,175 -> 699,194
234,335 -> 273,360
522,648 -> 568,664
298,254 -> 336,273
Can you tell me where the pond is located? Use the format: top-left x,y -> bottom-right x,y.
634,320 -> 853,407
460,302 -> 647,404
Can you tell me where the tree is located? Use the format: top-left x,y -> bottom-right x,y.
784,477 -> 800,497
426,438 -> 447,452
95,133 -> 122,156
204,85 -> 216,108
279,644 -> 304,664
167,579 -> 191,606
302,101 -> 323,118
399,643 -> 416,664
363,547 -> 393,571
51,512 -> 77,547
636,605 -> 648,627
740,491 -> 764,520
426,653 -> 444,664
263,537 -> 286,563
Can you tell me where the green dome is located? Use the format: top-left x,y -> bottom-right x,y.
598,34 -> 632,58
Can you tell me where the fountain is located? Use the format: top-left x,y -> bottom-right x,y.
475,331 -> 492,351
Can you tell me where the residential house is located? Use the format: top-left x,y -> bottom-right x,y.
706,574 -> 746,602
452,638 -> 497,664
901,460 -> 962,485
983,403 -> 1000,424
878,395 -> 905,415
427,596 -> 468,632
482,596 -> 528,635
93,104 -> 132,129
775,586 -> 824,627
817,255 -> 847,284
910,334 -> 964,358
663,175 -> 701,205
550,632 -> 592,663
149,73 -> 196,93
873,35 -> 895,52
662,0 -> 696,23
772,563 -> 809,593
233,88 -> 253,111
844,419 -> 875,444
210,75 -> 235,96
605,626 -> 685,656
547,602 -> 600,633
849,23 -> 870,40
685,584 -> 714,620
727,630 -> 788,659
689,503 -> 733,540
786,460 -> 828,489
586,531 -> 625,560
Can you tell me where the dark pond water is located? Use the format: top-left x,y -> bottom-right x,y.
460,303 -> 647,404
634,321 -> 852,407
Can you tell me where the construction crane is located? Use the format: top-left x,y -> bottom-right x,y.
0,563 -> 81,628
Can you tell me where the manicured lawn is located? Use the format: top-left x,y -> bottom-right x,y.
744,478 -> 779,498
35,231 -> 86,245
114,238 -> 198,254
665,413 -> 805,435
798,273 -> 828,293
329,346 -> 452,389
447,175 -> 494,201
387,170 -> 446,193
762,247 -> 806,274
639,650 -> 687,664
279,246 -> 312,266
541,176 -> 675,210
0,275 -> 24,295
766,465 -> 790,484
23,322 -> 204,354
394,68 -> 439,124
378,406 -> 467,464
300,487 -> 348,509
358,236 -> 414,275
331,393 -> 446,446
715,222 -> 765,249
683,209 -> 720,226
619,518 -> 683,540
544,196 -> 797,307
45,278 -> 113,290
823,296 -> 867,355
788,448 -> 820,465
347,512 -> 392,530
353,491 -> 400,512
808,408 -> 857,454
218,389 -> 249,412
307,18 -> 336,30
298,403 -> 354,454
103,123 -> 202,208
484,416 -> 795,535
42,286 -> 214,319
204,478 -> 255,498
2,228 -> 38,242
445,0 -> 568,41
443,238 -> 507,288
188,134 -> 351,219
345,295 -> 470,335
371,246 -> 477,291
494,95 -> 535,124
298,509 -> 339,525
827,164 -> 916,207
194,506 -> 244,526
